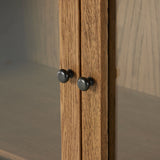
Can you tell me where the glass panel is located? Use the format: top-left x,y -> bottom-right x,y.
116,0 -> 160,159
0,1 -> 60,160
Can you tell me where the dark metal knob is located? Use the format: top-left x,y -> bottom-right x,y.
57,69 -> 74,83
77,77 -> 95,91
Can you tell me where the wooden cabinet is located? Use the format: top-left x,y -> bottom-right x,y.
0,0 -> 109,160
1,0 -> 159,160
60,0 -> 108,160
60,0 -> 160,159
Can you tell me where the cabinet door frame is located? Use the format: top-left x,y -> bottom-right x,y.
59,0 -> 116,159
81,0 -> 109,159
59,0 -> 81,160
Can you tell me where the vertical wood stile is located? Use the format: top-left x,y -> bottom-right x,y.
59,0 -> 81,160
81,0 -> 108,159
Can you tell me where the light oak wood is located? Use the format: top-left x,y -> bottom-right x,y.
81,0 -> 108,159
59,0 -> 81,160
117,0 -> 160,97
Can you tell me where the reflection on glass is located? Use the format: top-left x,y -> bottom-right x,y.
117,0 -> 160,159
0,1 -> 60,160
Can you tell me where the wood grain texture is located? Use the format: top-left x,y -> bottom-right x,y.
59,0 -> 81,160
23,0 -> 59,68
117,0 -> 160,97
81,0 -> 108,159
108,0 -> 116,160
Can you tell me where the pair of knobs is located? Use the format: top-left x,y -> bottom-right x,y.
57,69 -> 94,91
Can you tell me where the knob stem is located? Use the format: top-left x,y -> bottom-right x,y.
67,69 -> 74,78
88,77 -> 95,86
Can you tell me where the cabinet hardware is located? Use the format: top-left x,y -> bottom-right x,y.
57,69 -> 74,83
77,77 -> 95,91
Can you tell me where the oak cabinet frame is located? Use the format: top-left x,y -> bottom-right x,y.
59,0 -> 116,159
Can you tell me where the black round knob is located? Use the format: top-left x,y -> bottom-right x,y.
57,69 -> 74,83
77,77 -> 95,91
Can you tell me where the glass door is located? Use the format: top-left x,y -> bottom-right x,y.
0,1 -> 60,159
116,0 -> 160,159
